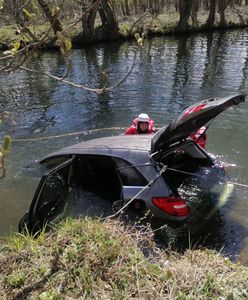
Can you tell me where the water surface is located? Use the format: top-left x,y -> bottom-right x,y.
1,29 -> 248,263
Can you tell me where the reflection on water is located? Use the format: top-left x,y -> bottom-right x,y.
1,29 -> 248,263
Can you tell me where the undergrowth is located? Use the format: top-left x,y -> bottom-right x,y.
0,217 -> 248,299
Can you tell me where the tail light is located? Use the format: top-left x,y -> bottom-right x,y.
152,197 -> 190,217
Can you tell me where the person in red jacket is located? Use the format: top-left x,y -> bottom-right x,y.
125,113 -> 155,135
125,114 -> 207,148
190,126 -> 207,148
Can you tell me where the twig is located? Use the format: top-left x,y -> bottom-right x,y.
19,47 -> 138,94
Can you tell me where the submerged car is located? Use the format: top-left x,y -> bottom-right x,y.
19,94 -> 245,235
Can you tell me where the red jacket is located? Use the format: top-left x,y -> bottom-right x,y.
125,118 -> 155,135
190,127 -> 207,148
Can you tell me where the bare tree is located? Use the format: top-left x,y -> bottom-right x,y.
191,0 -> 199,27
176,0 -> 193,33
218,0 -> 231,27
207,0 -> 216,27
80,0 -> 120,41
97,0 -> 120,39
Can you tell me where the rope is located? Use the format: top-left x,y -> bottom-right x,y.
226,181 -> 248,188
165,166 -> 248,189
106,165 -> 168,219
0,127 -> 126,143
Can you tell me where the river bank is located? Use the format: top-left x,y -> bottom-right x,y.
1,217 -> 248,299
1,7 -> 248,51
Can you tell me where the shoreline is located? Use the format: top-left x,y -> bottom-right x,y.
1,12 -> 248,51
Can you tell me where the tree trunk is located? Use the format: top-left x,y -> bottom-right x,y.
218,0 -> 230,27
124,0 -> 130,16
206,0 -> 216,27
37,0 -> 63,34
147,0 -> 154,13
97,0 -> 120,39
120,1 -> 126,15
82,5 -> 97,37
133,0 -> 138,14
175,0 -> 179,12
176,0 -> 193,33
191,0 -> 199,27
154,0 -> 160,16
81,0 -> 98,40
138,0 -> 146,13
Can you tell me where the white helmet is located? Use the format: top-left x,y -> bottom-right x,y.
138,113 -> 149,123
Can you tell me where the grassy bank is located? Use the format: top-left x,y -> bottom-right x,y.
0,217 -> 248,299
1,6 -> 248,51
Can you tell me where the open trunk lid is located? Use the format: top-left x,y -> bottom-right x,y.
151,94 -> 245,153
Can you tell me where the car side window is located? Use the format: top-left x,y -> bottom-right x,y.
114,158 -> 147,186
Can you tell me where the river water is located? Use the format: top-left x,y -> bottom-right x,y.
1,29 -> 248,263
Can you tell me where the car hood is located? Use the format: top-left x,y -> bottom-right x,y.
151,94 -> 245,153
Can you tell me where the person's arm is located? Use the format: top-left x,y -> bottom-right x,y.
148,118 -> 156,133
125,125 -> 136,135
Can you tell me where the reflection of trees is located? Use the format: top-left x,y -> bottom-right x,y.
170,37 -> 190,107
169,30 -> 244,105
201,31 -> 229,92
0,52 -> 64,109
135,39 -> 158,109
75,44 -> 122,126
239,32 -> 248,92
201,32 -> 215,88
207,0 -> 217,27
0,52 -> 72,135
83,42 -> 123,88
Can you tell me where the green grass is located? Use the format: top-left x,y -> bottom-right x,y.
0,217 -> 248,299
0,20 -> 81,49
0,25 -> 17,45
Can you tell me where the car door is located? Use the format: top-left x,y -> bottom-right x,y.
22,157 -> 74,234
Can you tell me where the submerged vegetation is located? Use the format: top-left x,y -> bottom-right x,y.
0,217 -> 248,299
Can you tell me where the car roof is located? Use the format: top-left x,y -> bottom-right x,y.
41,134 -> 154,165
